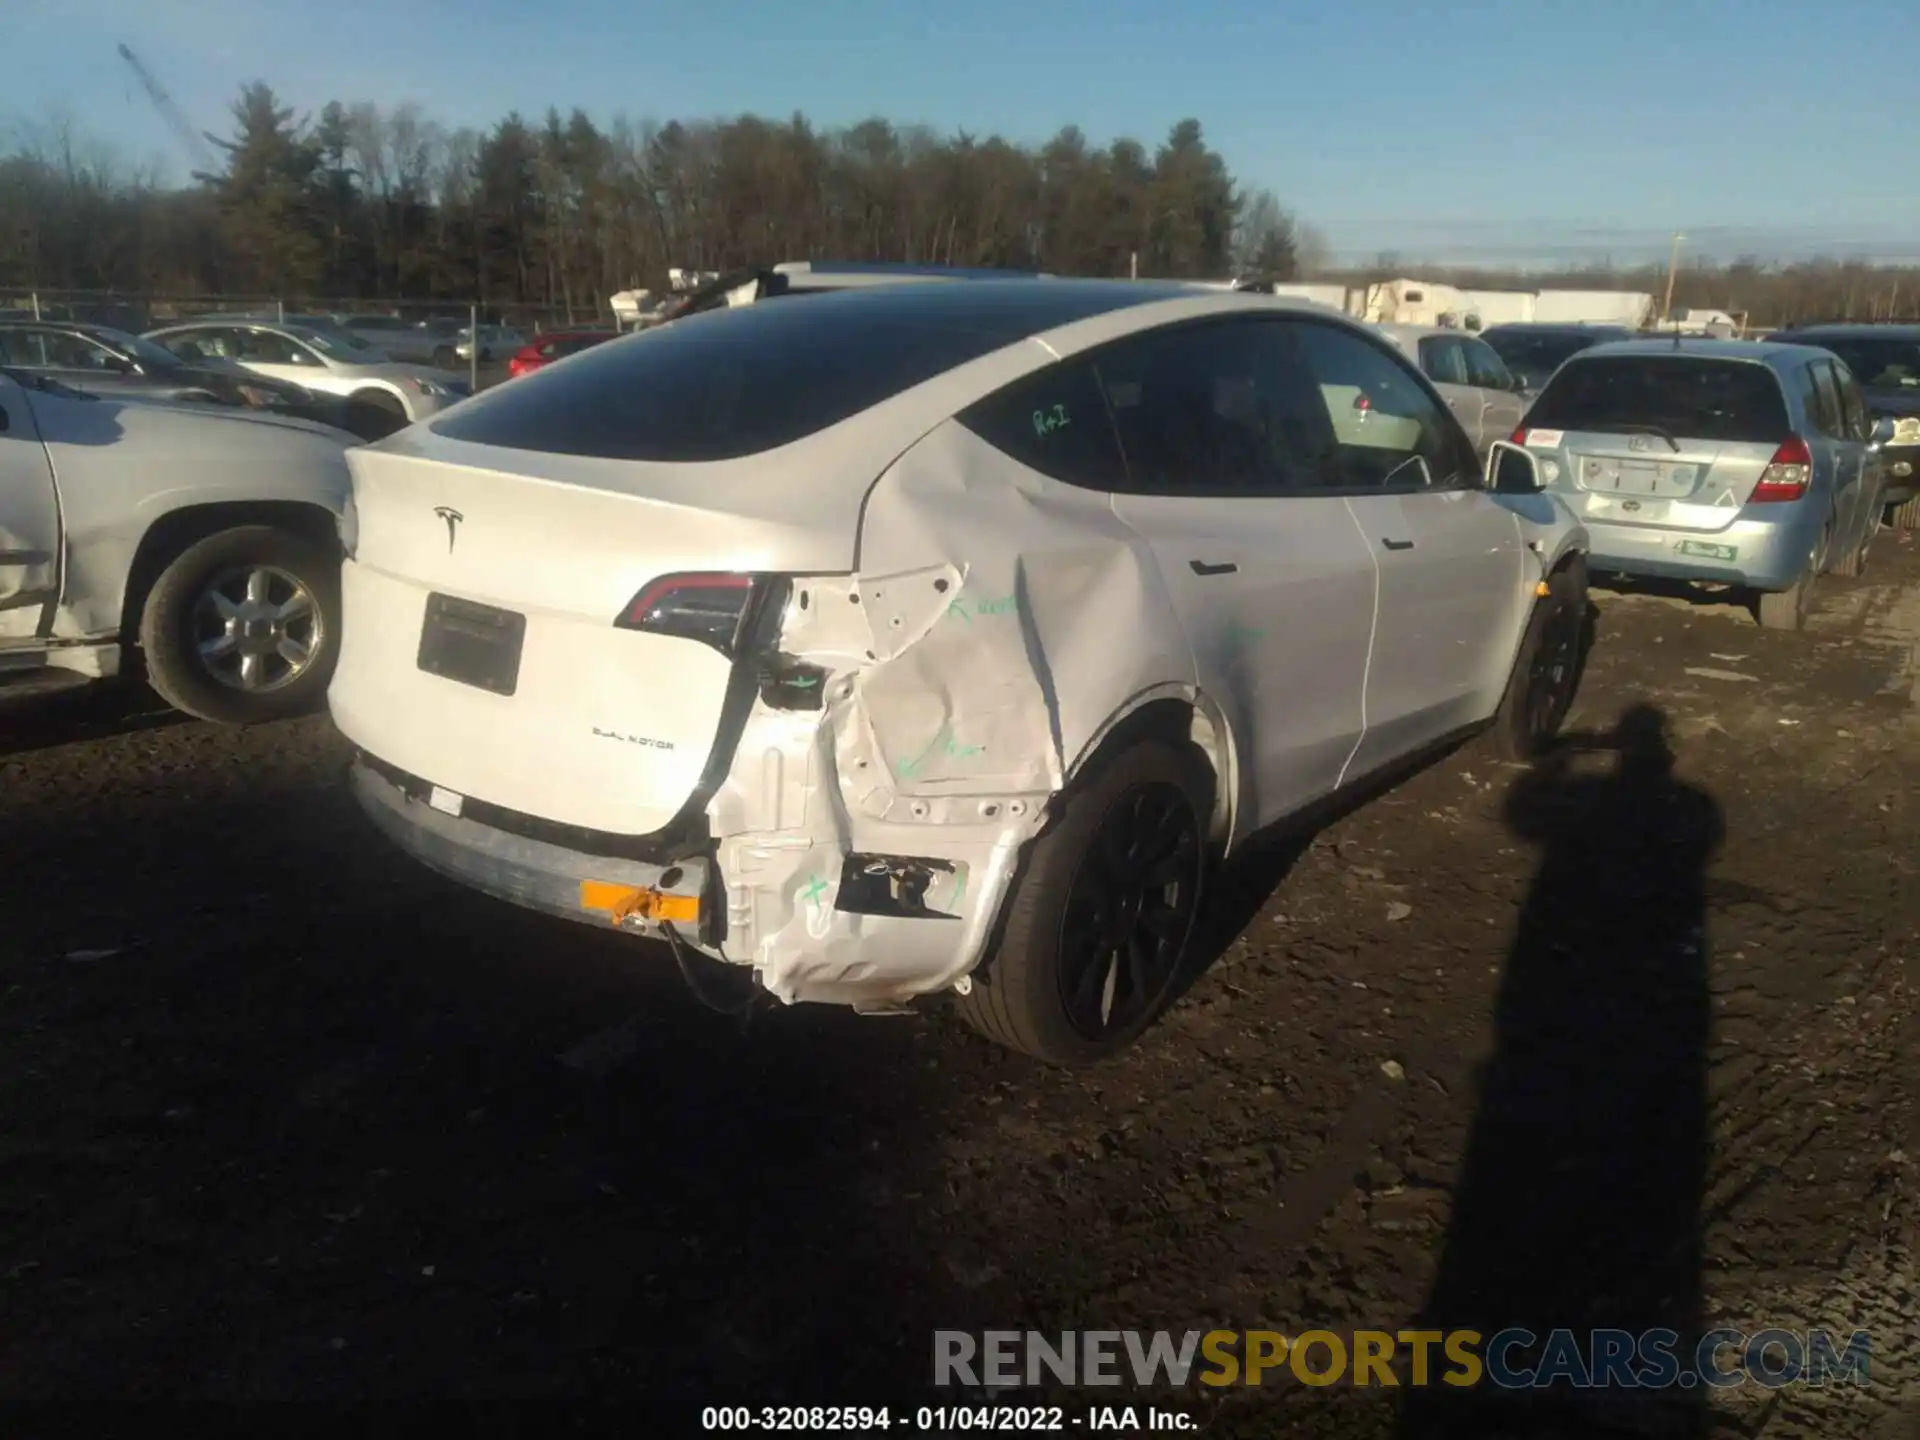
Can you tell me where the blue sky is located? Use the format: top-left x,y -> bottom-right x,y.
13,0 -> 1920,267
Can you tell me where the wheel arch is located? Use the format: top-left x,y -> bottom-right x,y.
1061,686 -> 1240,851
120,500 -> 342,643
348,381 -> 410,410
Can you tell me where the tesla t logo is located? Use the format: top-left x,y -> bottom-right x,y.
433,506 -> 463,552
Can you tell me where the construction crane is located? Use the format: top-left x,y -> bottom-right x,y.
116,42 -> 218,174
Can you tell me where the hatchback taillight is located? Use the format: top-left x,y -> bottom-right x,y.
1510,426 -> 1529,446
1751,435 -> 1813,503
615,572 -> 763,656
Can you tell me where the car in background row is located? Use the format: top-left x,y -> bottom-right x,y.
452,325 -> 526,366
143,320 -> 470,439
337,316 -> 529,370
1373,323 -> 1528,457
0,369 -> 352,723
506,329 -> 617,379
0,320 -> 354,432
340,314 -> 468,367
1514,339 -> 1891,630
1481,323 -> 1637,395
330,280 -> 1589,1066
1765,323 -> 1920,529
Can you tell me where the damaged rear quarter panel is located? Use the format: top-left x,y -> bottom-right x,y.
706,419 -> 1202,1008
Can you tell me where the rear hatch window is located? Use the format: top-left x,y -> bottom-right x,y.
1528,356 -> 1790,442
429,282 -> 1163,462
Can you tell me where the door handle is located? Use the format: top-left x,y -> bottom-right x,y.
1189,559 -> 1238,576
1381,538 -> 1415,552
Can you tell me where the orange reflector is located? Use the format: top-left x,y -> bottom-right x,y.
579,881 -> 699,927
1535,580 -> 1552,597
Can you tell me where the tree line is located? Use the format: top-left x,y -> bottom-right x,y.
2,84 -> 1914,327
1,86 -> 1300,310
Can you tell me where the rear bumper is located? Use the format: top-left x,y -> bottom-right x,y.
1584,511 -> 1820,592
349,747 -> 1026,1011
350,758 -> 708,939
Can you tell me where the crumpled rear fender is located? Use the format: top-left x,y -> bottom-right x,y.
701,420 -> 1227,1008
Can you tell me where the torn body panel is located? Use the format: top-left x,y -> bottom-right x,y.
702,420 -> 1206,1008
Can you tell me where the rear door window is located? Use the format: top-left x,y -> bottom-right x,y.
237,329 -> 316,366
1463,339 -> 1514,391
1418,336 -> 1470,386
1526,357 -> 1792,443
1091,319 -> 1342,494
162,327 -> 236,362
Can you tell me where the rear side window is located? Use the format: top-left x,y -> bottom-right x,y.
1808,362 -> 1843,436
431,284 -> 1162,462
1835,364 -> 1869,441
957,359 -> 1127,491
1526,357 -> 1792,443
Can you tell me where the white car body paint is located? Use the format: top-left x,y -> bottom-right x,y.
0,372 -> 355,674
329,289 -> 1586,1011
142,322 -> 468,425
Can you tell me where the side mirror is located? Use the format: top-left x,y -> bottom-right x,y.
1868,416 -> 1896,451
1487,439 -> 1544,494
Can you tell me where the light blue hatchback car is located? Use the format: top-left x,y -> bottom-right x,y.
1514,339 -> 1893,629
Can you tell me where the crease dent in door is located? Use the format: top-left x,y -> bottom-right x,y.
702,467 -> 1185,1012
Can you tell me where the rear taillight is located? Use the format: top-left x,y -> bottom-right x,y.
1751,435 -> 1813,503
1510,426 -> 1529,446
616,572 -> 762,656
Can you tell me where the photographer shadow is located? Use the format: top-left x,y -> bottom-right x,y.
1398,704 -> 1722,1437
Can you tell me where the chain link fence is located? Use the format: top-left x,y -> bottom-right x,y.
0,290 -> 611,390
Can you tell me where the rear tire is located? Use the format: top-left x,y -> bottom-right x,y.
1831,516 -> 1873,578
1484,559 -> 1587,762
432,346 -> 458,370
1890,495 -> 1920,532
345,388 -> 408,440
137,525 -> 341,725
1756,529 -> 1821,631
954,739 -> 1211,1066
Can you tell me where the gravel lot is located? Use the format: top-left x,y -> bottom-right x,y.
3,533 -> 1916,1435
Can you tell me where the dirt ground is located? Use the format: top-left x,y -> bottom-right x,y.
3,534 -> 1916,1436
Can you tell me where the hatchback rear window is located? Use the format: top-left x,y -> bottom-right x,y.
429,281 -> 1167,461
1526,356 -> 1791,443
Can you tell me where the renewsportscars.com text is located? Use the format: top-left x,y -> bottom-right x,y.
934,1327 -> 1871,1390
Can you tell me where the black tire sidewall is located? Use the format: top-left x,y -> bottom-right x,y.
137,525 -> 341,725
1488,561 -> 1587,762
959,739 -> 1212,1065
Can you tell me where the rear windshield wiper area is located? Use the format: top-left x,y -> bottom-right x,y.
1617,423 -> 1682,453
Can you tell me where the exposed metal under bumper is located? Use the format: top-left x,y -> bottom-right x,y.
349,758 -> 709,939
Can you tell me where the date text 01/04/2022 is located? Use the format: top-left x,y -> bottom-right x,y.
699,1404 -> 1198,1431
